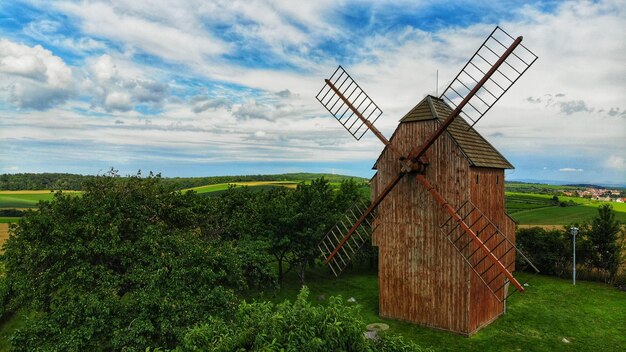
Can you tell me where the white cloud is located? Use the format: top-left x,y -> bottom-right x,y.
83,54 -> 169,111
2,166 -> 19,172
56,1 -> 230,64
104,91 -> 132,112
0,39 -> 73,109
23,19 -> 107,53
1,1 -> 625,182
559,168 -> 584,172
605,155 -> 626,170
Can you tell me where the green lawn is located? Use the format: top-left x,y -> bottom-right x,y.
0,217 -> 19,224
185,181 -> 300,194
505,192 -> 626,225
257,268 -> 625,352
0,193 -> 56,208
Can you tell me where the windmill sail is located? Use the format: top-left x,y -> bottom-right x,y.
440,26 -> 538,128
316,66 -> 383,141
318,200 -> 375,276
438,200 -> 539,301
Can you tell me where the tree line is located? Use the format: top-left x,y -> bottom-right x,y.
516,204 -> 625,285
0,172 -> 367,191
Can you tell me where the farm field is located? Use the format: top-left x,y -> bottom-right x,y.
505,192 -> 626,225
185,180 -> 300,194
0,223 -> 9,246
0,191 -> 57,208
258,268 -> 626,352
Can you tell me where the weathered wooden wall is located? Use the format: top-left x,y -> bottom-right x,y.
468,168 -> 510,332
371,119 -> 514,335
372,119 -> 471,334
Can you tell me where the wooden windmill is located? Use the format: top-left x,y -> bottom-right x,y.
316,27 -> 540,335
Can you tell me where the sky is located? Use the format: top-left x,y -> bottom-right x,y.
0,0 -> 624,185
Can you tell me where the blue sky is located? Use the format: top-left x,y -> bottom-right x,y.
0,0 -> 624,184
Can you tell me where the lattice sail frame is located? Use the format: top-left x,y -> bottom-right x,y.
318,200 -> 375,276
440,26 -> 538,128
440,200 -> 539,301
316,66 -> 383,140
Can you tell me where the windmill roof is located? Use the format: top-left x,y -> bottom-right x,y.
373,95 -> 514,170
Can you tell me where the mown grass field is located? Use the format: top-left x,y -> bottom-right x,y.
506,192 -> 626,225
257,268 -> 626,352
0,191 -> 57,208
185,180 -> 301,195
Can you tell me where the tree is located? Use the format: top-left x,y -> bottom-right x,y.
1,172 -> 275,350
586,204 -> 622,283
334,178 -> 366,212
516,227 -> 570,276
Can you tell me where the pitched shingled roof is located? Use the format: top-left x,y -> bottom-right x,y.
374,95 -> 513,169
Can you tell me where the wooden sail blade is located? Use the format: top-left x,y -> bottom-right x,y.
439,200 -> 539,301
440,26 -> 538,129
415,174 -> 527,295
320,171 -> 405,274
318,200 -> 374,277
406,27 -> 533,164
316,66 -> 384,141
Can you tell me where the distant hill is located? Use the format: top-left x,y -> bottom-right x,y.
509,179 -> 626,189
564,183 -> 611,189
0,172 -> 367,191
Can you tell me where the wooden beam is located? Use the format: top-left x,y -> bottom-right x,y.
415,174 -> 525,293
324,171 -> 405,264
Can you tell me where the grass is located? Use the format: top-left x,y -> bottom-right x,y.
0,218 -> 19,224
0,310 -> 32,351
0,190 -> 81,209
257,268 -> 626,352
0,192 -> 56,208
505,192 -> 626,225
185,181 -> 300,194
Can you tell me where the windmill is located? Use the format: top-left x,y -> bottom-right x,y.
316,27 -> 540,335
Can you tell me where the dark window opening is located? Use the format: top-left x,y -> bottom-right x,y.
496,175 -> 499,184
476,175 -> 479,184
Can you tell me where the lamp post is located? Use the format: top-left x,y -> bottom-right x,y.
571,227 -> 579,285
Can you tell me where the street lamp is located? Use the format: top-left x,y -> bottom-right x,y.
570,227 -> 579,285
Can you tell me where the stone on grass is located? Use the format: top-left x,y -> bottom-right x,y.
347,297 -> 356,303
366,323 -> 389,332
562,338 -> 570,344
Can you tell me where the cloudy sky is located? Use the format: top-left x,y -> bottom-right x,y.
0,0 -> 624,184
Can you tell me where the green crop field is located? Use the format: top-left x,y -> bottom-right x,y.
0,192 -> 57,208
185,180 -> 300,194
0,217 -> 20,224
255,268 -> 626,352
506,192 -> 626,225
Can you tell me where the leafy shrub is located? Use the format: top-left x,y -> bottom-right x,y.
516,227 -> 570,276
179,287 -> 427,352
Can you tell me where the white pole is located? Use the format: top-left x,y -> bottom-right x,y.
571,227 -> 579,285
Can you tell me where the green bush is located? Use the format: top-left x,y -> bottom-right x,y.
179,287 -> 427,352
516,227 -> 570,276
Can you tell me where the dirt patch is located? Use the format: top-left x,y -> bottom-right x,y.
0,223 -> 10,248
